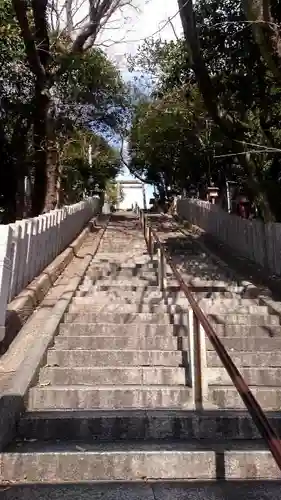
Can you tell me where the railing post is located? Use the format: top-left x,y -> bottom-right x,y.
148,226 -> 153,255
157,245 -> 166,291
188,309 -> 208,409
0,226 -> 13,341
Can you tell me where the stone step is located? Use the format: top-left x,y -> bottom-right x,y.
203,305 -> 268,314
67,302 -> 268,315
47,349 -> 184,367
18,409 -> 281,442
73,294 -> 166,303
1,440 -> 279,482
207,367 -> 281,386
39,367 -> 186,386
63,312 -> 181,324
86,271 -> 159,280
59,323 -> 186,337
206,336 -> 281,351
212,324 -> 281,337
207,351 -> 281,367
93,282 -> 162,291
76,286 -> 166,297
209,386 -> 281,410
28,386 -> 193,410
208,314 -> 279,326
198,298 -> 260,306
54,335 -> 178,350
67,304 -> 186,314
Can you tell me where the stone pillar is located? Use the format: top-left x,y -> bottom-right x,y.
0,226 -> 13,341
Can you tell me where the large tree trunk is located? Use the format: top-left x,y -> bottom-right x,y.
177,0 -> 275,221
31,82 -> 50,215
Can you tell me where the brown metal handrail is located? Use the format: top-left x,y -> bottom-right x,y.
142,213 -> 281,474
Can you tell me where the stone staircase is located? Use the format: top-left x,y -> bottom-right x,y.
1,213 -> 281,488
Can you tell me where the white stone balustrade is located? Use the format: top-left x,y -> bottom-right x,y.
0,197 -> 100,339
177,198 -> 281,275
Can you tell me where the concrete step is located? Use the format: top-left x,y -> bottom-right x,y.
209,386 -> 281,410
59,323 -> 187,337
208,314 -> 279,326
207,367 -> 281,386
212,324 -> 281,337
63,312 -> 189,324
206,336 -> 281,351
39,367 -> 186,386
47,349 -> 184,367
54,335 -> 178,350
18,409 -> 281,442
1,440 -> 279,482
28,386 -> 193,410
207,351 -> 281,367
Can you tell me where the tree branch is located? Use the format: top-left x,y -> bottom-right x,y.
12,0 -> 45,79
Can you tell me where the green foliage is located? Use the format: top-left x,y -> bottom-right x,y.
128,0 -> 281,219
60,129 -> 121,204
105,181 -> 124,207
0,0 -> 129,220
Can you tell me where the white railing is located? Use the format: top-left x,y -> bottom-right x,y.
177,198 -> 281,275
0,197 -> 100,339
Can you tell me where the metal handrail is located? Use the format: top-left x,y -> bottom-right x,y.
142,213 -> 281,474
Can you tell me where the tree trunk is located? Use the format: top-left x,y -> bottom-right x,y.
31,81 -> 49,216
177,0 -> 275,221
44,135 -> 59,212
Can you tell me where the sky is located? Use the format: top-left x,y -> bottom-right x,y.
97,1 -> 183,207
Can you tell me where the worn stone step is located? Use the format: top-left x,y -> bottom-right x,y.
191,284 -> 260,298
209,386 -> 281,410
54,335 -> 178,350
208,314 -> 279,326
63,312 -> 185,324
206,336 -> 281,351
203,305 -> 268,314
18,409 -> 281,442
207,351 -> 281,367
39,367 -> 186,386
47,349 -> 184,367
207,367 -> 281,386
74,293 -> 166,303
213,324 -> 281,337
77,286 -> 165,297
1,440 -> 279,483
28,386 -> 193,410
59,323 -> 187,337
93,283 -> 161,291
86,271 -> 159,281
198,298 -> 260,307
67,303 -> 186,314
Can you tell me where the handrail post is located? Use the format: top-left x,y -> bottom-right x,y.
148,226 -> 153,255
157,245 -> 166,291
188,310 -> 208,409
140,209 -> 143,227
